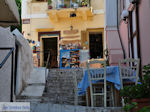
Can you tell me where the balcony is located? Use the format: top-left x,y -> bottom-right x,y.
47,0 -> 93,22
48,0 -> 91,9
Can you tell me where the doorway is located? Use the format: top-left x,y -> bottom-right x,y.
43,37 -> 58,68
89,33 -> 103,59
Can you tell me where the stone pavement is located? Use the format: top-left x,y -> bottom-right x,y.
17,67 -> 48,101
30,102 -> 123,112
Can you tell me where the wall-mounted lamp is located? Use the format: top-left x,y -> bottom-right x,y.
129,0 -> 137,4
121,10 -> 129,24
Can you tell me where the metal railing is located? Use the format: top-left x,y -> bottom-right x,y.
0,48 -> 14,68
0,47 -> 14,102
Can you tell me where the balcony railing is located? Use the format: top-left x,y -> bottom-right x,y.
48,0 -> 91,10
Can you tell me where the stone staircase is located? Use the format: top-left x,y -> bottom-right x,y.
42,68 -> 84,105
16,68 -> 123,112
16,67 -> 47,102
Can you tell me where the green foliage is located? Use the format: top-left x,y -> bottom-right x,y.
138,107 -> 150,112
123,102 -> 137,112
121,64 -> 150,111
11,0 -> 22,32
48,0 -> 52,5
120,64 -> 150,103
143,64 -> 150,75
81,0 -> 88,6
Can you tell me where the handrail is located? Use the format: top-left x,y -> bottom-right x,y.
0,47 -> 14,102
0,48 -> 14,69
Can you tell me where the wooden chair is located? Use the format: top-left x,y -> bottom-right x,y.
73,71 -> 88,106
119,58 -> 140,89
86,60 -> 107,107
119,58 -> 140,105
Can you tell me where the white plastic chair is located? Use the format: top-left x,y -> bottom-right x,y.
86,60 -> 107,107
119,58 -> 140,105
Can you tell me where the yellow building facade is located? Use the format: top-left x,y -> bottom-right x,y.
22,0 -> 105,67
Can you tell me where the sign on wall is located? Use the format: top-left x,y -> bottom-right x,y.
22,19 -> 30,24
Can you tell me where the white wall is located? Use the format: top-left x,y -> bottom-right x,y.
12,29 -> 34,95
22,0 -> 48,19
0,27 -> 15,101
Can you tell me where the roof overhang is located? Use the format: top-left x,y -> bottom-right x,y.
47,7 -> 93,22
0,0 -> 20,27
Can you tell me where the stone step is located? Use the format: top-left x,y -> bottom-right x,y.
43,68 -> 84,105
16,96 -> 42,102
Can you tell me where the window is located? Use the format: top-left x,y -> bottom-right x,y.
89,33 -> 103,59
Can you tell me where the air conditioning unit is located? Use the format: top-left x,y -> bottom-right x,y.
129,0 -> 137,4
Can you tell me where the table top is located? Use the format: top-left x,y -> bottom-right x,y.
78,66 -> 121,95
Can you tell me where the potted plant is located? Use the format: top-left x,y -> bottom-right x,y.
48,0 -> 53,9
120,64 -> 150,112
63,4 -> 67,8
80,0 -> 88,7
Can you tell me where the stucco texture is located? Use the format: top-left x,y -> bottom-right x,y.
12,29 -> 34,95
138,0 -> 150,66
0,27 -> 15,101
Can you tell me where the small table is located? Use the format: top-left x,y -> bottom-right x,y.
78,66 -> 121,95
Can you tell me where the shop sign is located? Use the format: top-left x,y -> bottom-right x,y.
22,19 -> 30,24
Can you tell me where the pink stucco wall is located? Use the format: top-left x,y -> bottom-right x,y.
119,1 -> 150,66
138,0 -> 150,66
106,29 -> 124,65
119,21 -> 129,59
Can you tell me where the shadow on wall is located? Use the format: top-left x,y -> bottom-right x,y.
12,29 -> 34,95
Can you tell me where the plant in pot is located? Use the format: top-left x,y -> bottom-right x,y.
80,0 -> 88,7
48,0 -> 52,9
63,4 -> 67,8
120,64 -> 150,112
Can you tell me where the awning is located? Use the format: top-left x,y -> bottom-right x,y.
0,0 -> 20,27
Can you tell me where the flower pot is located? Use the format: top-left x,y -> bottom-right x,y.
132,98 -> 150,112
48,5 -> 53,9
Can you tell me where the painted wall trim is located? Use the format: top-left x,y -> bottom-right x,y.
36,28 -> 54,32
105,26 -> 118,31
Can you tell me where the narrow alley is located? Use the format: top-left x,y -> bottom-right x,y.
0,0 -> 150,112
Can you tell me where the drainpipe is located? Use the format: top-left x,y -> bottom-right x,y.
135,2 -> 142,79
116,0 -> 126,59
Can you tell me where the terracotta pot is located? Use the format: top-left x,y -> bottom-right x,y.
48,5 -> 53,9
132,98 -> 150,112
